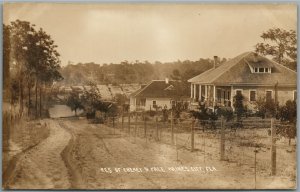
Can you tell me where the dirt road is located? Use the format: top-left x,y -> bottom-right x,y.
6,118 -> 295,189
6,120 -> 71,189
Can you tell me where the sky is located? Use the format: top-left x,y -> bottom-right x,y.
3,3 -> 297,66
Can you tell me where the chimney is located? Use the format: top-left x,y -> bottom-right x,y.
165,78 -> 169,84
213,56 -> 218,68
253,53 -> 258,62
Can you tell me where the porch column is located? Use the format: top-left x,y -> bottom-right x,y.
213,85 -> 216,108
193,84 -> 197,100
205,85 -> 208,100
230,85 -> 234,108
190,84 -> 193,98
199,85 -> 202,101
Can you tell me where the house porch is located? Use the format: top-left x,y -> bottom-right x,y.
190,84 -> 233,109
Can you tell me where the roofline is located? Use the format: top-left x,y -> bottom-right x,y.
188,68 -> 214,82
188,51 -> 296,84
134,96 -> 190,99
190,83 -> 296,87
130,82 -> 151,97
188,52 -> 252,83
264,56 -> 297,74
209,52 -> 252,84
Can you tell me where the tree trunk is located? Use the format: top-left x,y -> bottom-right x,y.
39,84 -> 42,118
28,85 -> 31,117
19,78 -> 24,116
35,80 -> 38,119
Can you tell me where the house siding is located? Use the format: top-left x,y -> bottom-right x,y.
129,97 -> 136,111
145,98 -> 172,110
232,85 -> 296,110
130,97 -> 174,111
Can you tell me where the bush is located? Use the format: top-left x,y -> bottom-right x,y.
216,107 -> 234,122
277,100 -> 297,145
147,110 -> 156,117
255,96 -> 278,118
190,104 -> 218,121
278,100 -> 296,123
233,92 -> 246,120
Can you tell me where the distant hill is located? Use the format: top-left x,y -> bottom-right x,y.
59,58 -> 227,85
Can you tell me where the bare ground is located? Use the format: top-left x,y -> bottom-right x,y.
4,118 -> 296,190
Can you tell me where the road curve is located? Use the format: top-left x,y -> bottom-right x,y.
6,120 -> 71,189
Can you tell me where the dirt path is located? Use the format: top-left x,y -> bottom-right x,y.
6,118 -> 296,189
7,120 -> 71,189
60,119 -> 251,189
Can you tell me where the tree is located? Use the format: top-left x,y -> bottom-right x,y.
66,90 -> 83,116
114,93 -> 128,106
9,20 -> 36,115
170,69 -> 181,80
255,96 -> 278,118
6,20 -> 63,118
80,82 -> 103,116
277,100 -> 296,145
32,28 -> 63,118
255,28 -> 297,70
233,92 -> 245,120
3,24 -> 11,94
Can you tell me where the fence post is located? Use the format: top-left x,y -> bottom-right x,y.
156,116 -> 159,141
128,113 -> 131,135
121,113 -> 124,131
271,118 -> 276,175
144,113 -> 147,138
254,148 -> 258,189
112,116 -> 115,128
220,116 -> 225,161
191,119 -> 195,152
112,116 -> 115,134
171,110 -> 174,145
135,112 -> 137,139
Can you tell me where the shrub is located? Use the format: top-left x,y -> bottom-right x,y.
216,107 -> 234,122
277,100 -> 297,145
233,92 -> 246,120
255,96 -> 278,118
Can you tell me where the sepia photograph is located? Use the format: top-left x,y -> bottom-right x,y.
2,2 -> 297,190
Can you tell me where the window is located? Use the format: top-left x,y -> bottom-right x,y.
294,91 -> 297,101
227,91 -> 230,100
236,89 -> 243,96
253,67 -> 272,73
259,68 -> 264,73
265,68 -> 268,73
217,89 -> 222,102
266,91 -> 272,102
171,100 -> 176,109
249,90 -> 256,101
153,100 -> 156,105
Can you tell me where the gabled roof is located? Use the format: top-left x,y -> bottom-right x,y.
131,80 -> 189,98
188,52 -> 296,86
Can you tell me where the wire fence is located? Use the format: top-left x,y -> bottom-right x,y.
104,111 -> 296,181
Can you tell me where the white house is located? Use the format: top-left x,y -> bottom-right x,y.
129,79 -> 190,112
188,52 -> 297,111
